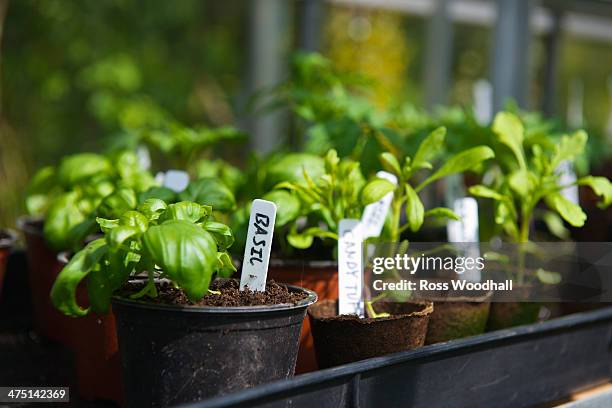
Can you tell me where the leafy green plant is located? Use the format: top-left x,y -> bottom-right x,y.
51,200 -> 236,317
26,151 -> 157,251
361,127 -> 496,242
264,149 -> 365,251
468,111 -> 612,244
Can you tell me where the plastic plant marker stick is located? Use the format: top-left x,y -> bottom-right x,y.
557,161 -> 579,205
447,197 -> 481,282
240,199 -> 277,292
163,170 -> 190,193
361,171 -> 397,239
338,219 -> 364,316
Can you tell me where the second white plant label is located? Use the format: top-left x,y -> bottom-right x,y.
239,199 -> 277,292
338,219 -> 364,316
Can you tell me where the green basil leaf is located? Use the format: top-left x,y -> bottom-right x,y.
216,251 -> 237,279
536,268 -> 561,285
106,225 -> 140,249
143,220 -> 217,300
492,112 -> 526,169
424,207 -> 460,221
418,146 -> 495,190
87,265 -> 113,314
540,210 -> 570,240
178,178 -> 236,212
159,201 -> 209,223
119,210 -> 148,233
508,169 -> 535,197
324,149 -> 340,174
96,217 -> 119,232
43,192 -> 87,251
137,198 -> 168,221
262,190 -> 301,227
97,188 -> 137,219
51,238 -> 108,317
361,178 -> 396,205
203,221 -> 235,251
57,153 -> 113,188
545,192 -> 587,227
405,184 -> 424,232
577,176 -> 612,208
412,126 -> 446,170
25,166 -> 59,215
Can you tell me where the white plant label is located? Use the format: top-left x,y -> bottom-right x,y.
557,161 -> 579,205
338,219 -> 364,316
361,171 -> 397,239
447,197 -> 481,282
163,170 -> 190,193
240,199 -> 277,292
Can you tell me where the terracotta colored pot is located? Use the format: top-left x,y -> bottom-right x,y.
0,229 -> 17,299
17,216 -> 78,346
308,299 -> 433,368
267,260 -> 337,373
57,253 -> 124,405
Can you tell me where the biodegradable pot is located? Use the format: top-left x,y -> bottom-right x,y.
112,280 -> 317,408
425,293 -> 492,345
17,216 -> 77,346
308,299 -> 433,368
486,285 -> 540,330
57,253 -> 124,404
0,229 -> 17,299
267,259 -> 337,374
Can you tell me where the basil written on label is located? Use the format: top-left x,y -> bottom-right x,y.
239,199 -> 277,292
338,219 -> 364,316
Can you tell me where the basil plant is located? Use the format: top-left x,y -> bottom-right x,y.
361,127 -> 496,242
51,200 -> 236,317
468,111 -> 612,243
25,151 -> 157,251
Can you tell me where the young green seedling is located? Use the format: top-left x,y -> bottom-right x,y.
468,111 -> 612,283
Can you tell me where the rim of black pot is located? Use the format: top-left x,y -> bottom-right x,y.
111,278 -> 318,314
309,299 -> 433,324
0,228 -> 17,249
16,215 -> 45,236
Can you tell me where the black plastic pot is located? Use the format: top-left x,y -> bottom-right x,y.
112,281 -> 317,407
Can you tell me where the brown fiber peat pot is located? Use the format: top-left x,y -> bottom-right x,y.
17,216 -> 76,346
112,279 -> 317,407
267,260 -> 337,373
425,292 -> 492,345
0,229 -> 17,299
308,299 -> 433,368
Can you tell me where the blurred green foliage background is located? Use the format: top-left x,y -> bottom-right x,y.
1,0 -> 611,227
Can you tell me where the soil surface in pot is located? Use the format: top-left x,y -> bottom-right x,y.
119,279 -> 308,307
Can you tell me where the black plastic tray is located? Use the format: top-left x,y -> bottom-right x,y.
182,306 -> 612,408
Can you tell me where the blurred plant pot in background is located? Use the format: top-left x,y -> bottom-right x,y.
308,299 -> 432,369
0,229 -> 17,299
425,292 -> 492,345
112,280 -> 317,407
267,259 -> 337,374
486,285 -> 540,330
17,216 -> 76,346
57,253 -> 123,405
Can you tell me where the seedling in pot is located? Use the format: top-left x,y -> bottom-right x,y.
468,112 -> 612,284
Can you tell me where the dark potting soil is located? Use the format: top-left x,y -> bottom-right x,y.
120,279 -> 308,307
